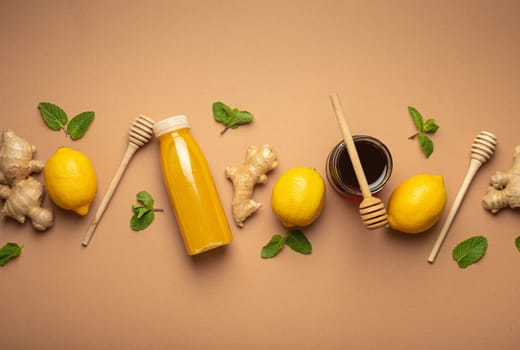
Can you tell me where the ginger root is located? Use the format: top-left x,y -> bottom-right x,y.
482,145 -> 520,213
1,177 -> 54,230
225,144 -> 278,227
0,129 -> 54,230
0,129 -> 45,184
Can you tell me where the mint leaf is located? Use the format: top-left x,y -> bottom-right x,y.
261,234 -> 286,258
423,118 -> 439,134
212,101 -> 254,135
130,210 -> 155,231
408,106 -> 424,131
418,133 -> 434,158
136,191 -> 154,208
0,242 -> 22,267
66,111 -> 95,140
285,230 -> 312,254
452,235 -> 488,268
38,102 -> 68,131
515,236 -> 520,252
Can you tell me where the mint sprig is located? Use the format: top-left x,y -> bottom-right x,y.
212,101 -> 254,135
408,106 -> 439,158
452,235 -> 487,268
130,191 -> 163,231
38,102 -> 95,140
0,242 -> 22,267
261,230 -> 312,259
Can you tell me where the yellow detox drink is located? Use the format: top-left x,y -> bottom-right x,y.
153,115 -> 232,255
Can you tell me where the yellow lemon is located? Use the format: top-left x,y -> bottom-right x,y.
271,167 -> 326,228
44,147 -> 97,216
387,174 -> 447,234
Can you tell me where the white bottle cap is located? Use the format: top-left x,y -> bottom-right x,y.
153,115 -> 190,137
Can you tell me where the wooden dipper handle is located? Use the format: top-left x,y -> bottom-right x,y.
330,94 -> 372,199
82,115 -> 155,247
427,131 -> 496,263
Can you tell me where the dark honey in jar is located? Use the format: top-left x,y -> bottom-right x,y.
326,135 -> 392,200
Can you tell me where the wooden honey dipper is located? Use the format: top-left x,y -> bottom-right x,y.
427,131 -> 496,263
82,115 -> 155,247
330,94 -> 388,229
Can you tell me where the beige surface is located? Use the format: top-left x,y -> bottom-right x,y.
1,0 -> 520,349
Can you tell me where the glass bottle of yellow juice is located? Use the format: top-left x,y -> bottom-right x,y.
153,115 -> 232,255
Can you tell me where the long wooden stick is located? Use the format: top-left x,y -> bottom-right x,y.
82,145 -> 138,246
427,159 -> 482,263
330,94 -> 371,199
82,115 -> 154,247
427,131 -> 496,263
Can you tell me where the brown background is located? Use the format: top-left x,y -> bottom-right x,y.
1,0 -> 520,349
